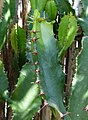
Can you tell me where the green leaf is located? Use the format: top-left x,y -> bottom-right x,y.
58,15 -> 77,60
30,0 -> 37,10
10,25 -> 26,67
0,60 -> 8,99
69,37 -> 88,120
17,26 -> 26,67
79,17 -> 88,36
11,63 -> 41,120
10,25 -> 18,54
45,0 -> 57,21
81,0 -> 88,11
37,0 -> 47,12
79,0 -> 88,35
0,0 -> 15,50
33,20 -> 71,119
55,0 -> 75,14
30,0 -> 47,12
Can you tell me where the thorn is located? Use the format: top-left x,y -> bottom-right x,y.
40,91 -> 45,95
35,76 -> 40,84
30,30 -> 39,33
31,37 -> 39,42
35,69 -> 40,73
83,105 -> 88,112
32,51 -> 38,55
61,112 -> 71,119
35,79 -> 40,84
38,103 -> 48,112
34,61 -> 38,65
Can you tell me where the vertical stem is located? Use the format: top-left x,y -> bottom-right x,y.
0,0 -> 5,112
22,0 -> 28,31
0,101 -> 5,120
2,39 -> 14,120
15,0 -> 19,23
0,0 -> 4,18
41,106 -> 51,120
64,26 -> 83,107
64,41 -> 76,107
6,107 -> 12,120
40,100 -> 51,120
0,1 -> 5,118
3,27 -> 19,120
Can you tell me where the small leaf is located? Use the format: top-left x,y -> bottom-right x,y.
10,26 -> 18,54
33,9 -> 40,20
17,26 -> 26,67
45,0 -> 57,21
58,14 -> 77,60
30,0 -> 37,10
37,0 -> 47,12
30,0 -> 47,13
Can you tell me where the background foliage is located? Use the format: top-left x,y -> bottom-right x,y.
0,0 -> 88,120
